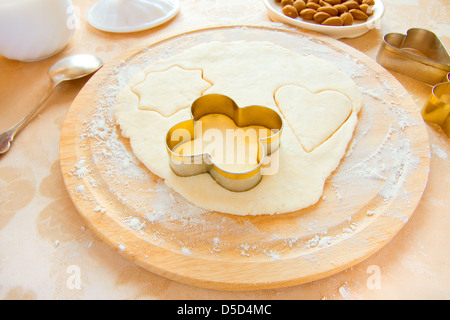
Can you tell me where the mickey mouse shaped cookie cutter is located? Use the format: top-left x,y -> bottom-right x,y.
165,94 -> 284,192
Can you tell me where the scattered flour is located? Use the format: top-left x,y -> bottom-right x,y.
72,157 -> 90,178
379,139 -> 422,203
318,236 -> 332,248
123,216 -> 146,233
343,223 -> 357,233
145,179 -> 208,224
94,205 -> 106,214
305,234 -> 333,249
181,247 -> 192,256
431,144 -> 448,160
209,237 -> 222,254
267,251 -> 281,261
338,282 -> 351,299
74,185 -> 85,195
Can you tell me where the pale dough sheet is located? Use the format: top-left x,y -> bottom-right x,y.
115,41 -> 362,215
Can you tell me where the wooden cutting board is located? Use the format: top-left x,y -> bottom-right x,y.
59,25 -> 430,291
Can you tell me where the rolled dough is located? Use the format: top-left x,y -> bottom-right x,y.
114,41 -> 362,215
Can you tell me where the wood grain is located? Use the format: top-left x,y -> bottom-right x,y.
59,25 -> 430,291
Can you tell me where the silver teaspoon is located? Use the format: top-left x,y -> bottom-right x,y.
0,54 -> 103,155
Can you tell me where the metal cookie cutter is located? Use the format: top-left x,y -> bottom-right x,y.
421,73 -> 450,137
376,28 -> 450,137
376,28 -> 450,86
165,94 -> 284,192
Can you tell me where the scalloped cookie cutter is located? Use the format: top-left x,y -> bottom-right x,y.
421,72 -> 450,137
377,28 -> 450,137
165,94 -> 284,192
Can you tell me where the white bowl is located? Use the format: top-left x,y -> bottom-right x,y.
0,0 -> 75,61
87,0 -> 180,33
264,0 -> 385,39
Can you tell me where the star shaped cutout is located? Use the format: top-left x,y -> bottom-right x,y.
132,66 -> 212,117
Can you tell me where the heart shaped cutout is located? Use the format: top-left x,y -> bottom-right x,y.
274,85 -> 352,152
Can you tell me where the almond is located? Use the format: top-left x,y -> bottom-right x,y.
293,0 -> 306,12
322,16 -> 344,25
314,11 -> 332,23
340,12 -> 354,25
282,5 -> 299,18
281,0 -> 295,6
334,4 -> 348,14
300,8 -> 317,19
306,2 -> 320,9
359,4 -> 369,12
349,8 -> 368,20
318,6 -> 338,16
319,0 -> 332,6
324,0 -> 342,4
342,0 -> 359,9
360,4 -> 374,15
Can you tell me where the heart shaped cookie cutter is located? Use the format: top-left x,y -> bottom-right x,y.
165,94 -> 284,192
376,28 -> 450,86
377,28 -> 450,137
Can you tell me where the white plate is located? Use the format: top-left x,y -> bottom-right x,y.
87,0 -> 180,33
264,0 -> 385,39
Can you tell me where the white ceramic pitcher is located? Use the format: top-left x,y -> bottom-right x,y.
0,0 -> 76,61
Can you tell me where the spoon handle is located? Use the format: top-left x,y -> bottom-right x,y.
15,80 -> 60,135
0,80 -> 60,154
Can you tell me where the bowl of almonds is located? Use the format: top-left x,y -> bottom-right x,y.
264,0 -> 384,39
